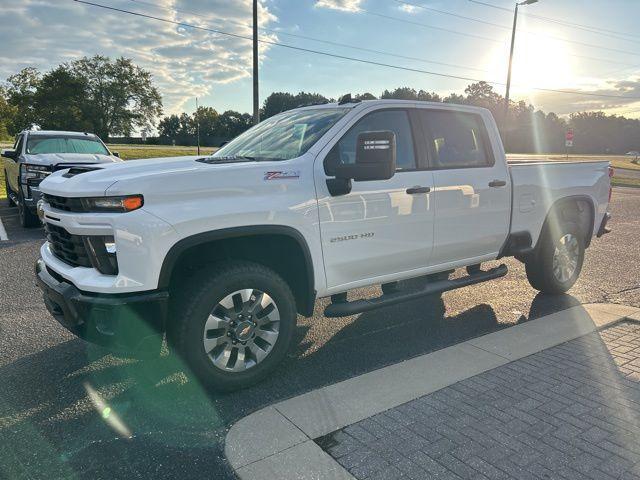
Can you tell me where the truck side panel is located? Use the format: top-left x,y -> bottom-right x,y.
508,161 -> 610,247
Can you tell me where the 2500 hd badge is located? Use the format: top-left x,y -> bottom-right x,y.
330,232 -> 375,243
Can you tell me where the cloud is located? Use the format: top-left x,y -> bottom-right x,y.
519,77 -> 640,117
0,0 -> 278,116
398,3 -> 418,13
315,0 -> 363,12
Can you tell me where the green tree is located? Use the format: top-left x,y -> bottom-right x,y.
69,55 -> 163,138
4,67 -> 41,133
33,66 -> 90,132
262,91 -> 330,118
0,87 -> 17,140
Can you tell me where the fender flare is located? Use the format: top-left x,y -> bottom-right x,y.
157,225 -> 316,316
535,194 -> 596,250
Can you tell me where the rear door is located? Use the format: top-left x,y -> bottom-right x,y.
417,108 -> 510,266
316,107 -> 436,291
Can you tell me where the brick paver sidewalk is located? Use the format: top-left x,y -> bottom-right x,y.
319,321 -> 640,480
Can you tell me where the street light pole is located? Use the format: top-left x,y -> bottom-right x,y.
252,0 -> 260,125
504,0 -> 538,121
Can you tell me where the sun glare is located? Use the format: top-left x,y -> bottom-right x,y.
487,33 -> 574,93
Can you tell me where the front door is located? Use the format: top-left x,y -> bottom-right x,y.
316,108 -> 435,292
416,108 -> 510,266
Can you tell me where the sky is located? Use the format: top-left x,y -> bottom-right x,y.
2,0 -> 640,121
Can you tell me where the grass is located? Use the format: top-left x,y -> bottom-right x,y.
612,176 -> 640,188
106,144 -> 217,160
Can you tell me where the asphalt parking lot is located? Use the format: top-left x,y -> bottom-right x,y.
1,187 -> 639,480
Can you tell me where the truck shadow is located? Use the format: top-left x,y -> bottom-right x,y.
0,291 -> 584,479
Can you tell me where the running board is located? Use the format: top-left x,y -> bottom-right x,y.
324,264 -> 508,318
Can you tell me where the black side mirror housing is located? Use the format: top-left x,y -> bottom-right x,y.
219,141 -> 229,148
1,149 -> 17,160
112,151 -> 120,158
335,131 -> 396,182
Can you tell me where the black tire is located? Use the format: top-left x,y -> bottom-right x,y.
17,190 -> 39,228
4,172 -> 15,207
525,221 -> 585,294
169,260 -> 297,392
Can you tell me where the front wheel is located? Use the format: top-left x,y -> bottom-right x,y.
4,173 -> 16,207
525,221 -> 585,294
169,261 -> 297,391
17,191 -> 39,228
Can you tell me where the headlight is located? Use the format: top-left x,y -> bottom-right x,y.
21,164 -> 51,183
81,195 -> 144,213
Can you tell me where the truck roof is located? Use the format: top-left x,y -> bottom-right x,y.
293,99 -> 492,116
22,130 -> 100,138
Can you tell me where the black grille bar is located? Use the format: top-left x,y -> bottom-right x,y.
42,194 -> 87,213
45,223 -> 92,268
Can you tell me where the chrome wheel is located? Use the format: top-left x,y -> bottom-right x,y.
552,234 -> 579,283
202,289 -> 280,372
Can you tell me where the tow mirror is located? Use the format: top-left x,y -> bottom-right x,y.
1,149 -> 17,160
327,131 -> 396,196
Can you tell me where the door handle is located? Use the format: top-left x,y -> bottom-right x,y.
406,186 -> 431,194
488,180 -> 507,188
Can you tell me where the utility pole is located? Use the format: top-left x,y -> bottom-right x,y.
196,97 -> 200,155
505,0 -> 538,122
252,0 -> 260,125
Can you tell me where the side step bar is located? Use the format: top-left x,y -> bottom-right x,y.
324,264 -> 508,318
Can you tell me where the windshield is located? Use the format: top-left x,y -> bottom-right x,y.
213,108 -> 349,161
26,136 -> 110,155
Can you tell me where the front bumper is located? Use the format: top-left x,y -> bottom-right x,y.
36,259 -> 168,356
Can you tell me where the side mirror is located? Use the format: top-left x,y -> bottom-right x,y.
112,151 -> 120,158
335,131 -> 396,181
219,141 -> 229,148
1,149 -> 17,160
326,131 -> 396,196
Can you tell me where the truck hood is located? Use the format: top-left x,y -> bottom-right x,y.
24,153 -> 121,167
39,155 -> 215,197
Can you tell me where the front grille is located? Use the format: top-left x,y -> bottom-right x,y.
42,194 -> 86,212
45,223 -> 92,268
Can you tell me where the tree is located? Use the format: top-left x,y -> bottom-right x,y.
34,66 -> 90,132
69,55 -> 163,138
0,87 -> 17,140
262,91 -> 330,118
4,67 -> 41,133
355,92 -> 376,100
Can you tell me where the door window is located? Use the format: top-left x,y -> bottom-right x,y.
325,109 -> 416,175
419,110 -> 493,169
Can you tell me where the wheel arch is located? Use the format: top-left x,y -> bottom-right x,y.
158,225 -> 316,317
535,195 -> 596,250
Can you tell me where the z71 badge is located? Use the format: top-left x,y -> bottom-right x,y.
264,171 -> 300,180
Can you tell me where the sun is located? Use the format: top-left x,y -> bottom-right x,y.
487,32 -> 574,93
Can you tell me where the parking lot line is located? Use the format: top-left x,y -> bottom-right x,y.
0,218 -> 8,241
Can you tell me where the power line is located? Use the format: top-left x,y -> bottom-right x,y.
73,0 -> 640,101
125,0 -> 491,73
391,0 -> 640,68
468,0 -> 640,41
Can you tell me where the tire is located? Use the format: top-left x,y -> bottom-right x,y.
525,221 -> 585,294
17,190 -> 39,228
169,260 -> 297,392
4,173 -> 15,207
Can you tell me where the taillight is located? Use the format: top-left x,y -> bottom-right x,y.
608,166 -> 614,202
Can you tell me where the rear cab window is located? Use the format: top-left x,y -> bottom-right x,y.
418,110 -> 494,169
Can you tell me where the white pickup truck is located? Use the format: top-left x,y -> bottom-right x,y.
35,99 -> 612,390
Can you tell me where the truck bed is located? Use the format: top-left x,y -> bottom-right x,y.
507,159 -> 611,246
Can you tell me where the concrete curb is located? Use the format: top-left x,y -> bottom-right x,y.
225,303 -> 640,480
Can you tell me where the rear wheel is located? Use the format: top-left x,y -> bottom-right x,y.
4,173 -> 15,207
17,190 -> 39,228
169,261 -> 297,391
525,221 -> 584,294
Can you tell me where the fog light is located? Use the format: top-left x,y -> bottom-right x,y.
83,235 -> 119,275
104,241 -> 116,255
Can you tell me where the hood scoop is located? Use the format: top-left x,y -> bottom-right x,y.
62,166 -> 102,178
